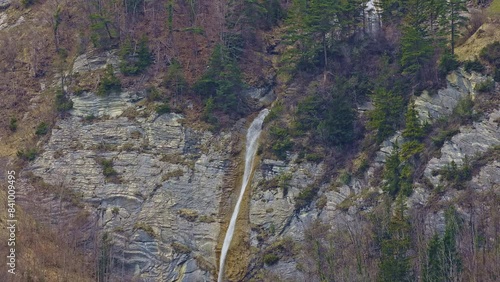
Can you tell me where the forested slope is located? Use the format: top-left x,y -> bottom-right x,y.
0,0 -> 499,281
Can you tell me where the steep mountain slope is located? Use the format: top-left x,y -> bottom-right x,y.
1,0 -> 499,282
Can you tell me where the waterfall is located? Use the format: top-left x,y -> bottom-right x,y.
365,0 -> 382,35
218,109 -> 269,282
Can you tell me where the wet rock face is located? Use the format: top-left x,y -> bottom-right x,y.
29,95 -> 236,280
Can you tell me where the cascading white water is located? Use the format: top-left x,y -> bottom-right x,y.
218,109 -> 269,282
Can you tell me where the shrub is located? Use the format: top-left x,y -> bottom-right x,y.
17,148 -> 38,161
305,153 -> 323,163
438,53 -> 459,76
294,185 -> 319,211
438,159 -> 472,189
475,78 -> 495,93
269,126 -> 293,159
431,129 -> 459,148
9,117 -> 17,132
263,253 -> 279,266
480,41 -> 500,67
134,222 -> 155,237
21,0 -> 35,8
156,103 -> 171,115
99,159 -> 117,177
164,60 -> 187,95
35,122 -> 49,135
463,60 -> 485,73
494,67 -> 500,82
119,36 -> 153,76
55,90 -> 73,112
454,96 -> 474,120
97,65 -> 121,96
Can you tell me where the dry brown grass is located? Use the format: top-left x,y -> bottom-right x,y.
456,22 -> 500,61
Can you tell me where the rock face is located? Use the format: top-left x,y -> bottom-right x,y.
27,50 -> 499,281
414,69 -> 487,124
71,91 -> 145,118
29,90 -> 238,280
424,109 -> 500,187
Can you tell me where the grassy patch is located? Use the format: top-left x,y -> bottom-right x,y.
162,169 -> 184,181
134,222 -> 155,237
489,0 -> 500,15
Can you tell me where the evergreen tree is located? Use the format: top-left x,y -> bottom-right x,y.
377,0 -> 408,24
446,0 -> 467,55
119,36 -> 152,75
368,88 -> 404,143
423,207 -> 462,282
283,0 -> 365,73
384,145 -> 402,198
443,207 -> 462,280
378,196 -> 412,282
193,45 -> 244,116
423,234 -> 445,282
402,101 -> 424,141
317,93 -> 355,146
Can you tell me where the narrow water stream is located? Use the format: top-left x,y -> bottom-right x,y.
218,109 -> 269,282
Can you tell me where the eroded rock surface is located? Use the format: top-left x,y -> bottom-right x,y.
29,92 -> 237,280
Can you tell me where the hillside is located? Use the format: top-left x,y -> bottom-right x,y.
0,0 -> 499,281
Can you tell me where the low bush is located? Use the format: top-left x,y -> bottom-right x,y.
438,53 -> 459,76
9,117 -> 17,132
263,253 -> 279,266
463,60 -> 485,73
475,79 -> 495,93
99,159 -> 117,177
35,122 -> 49,135
156,103 -> 171,115
480,41 -> 500,67
17,148 -> 38,161
55,90 -> 73,112
97,65 -> 121,96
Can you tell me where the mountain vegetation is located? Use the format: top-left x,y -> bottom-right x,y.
0,0 -> 499,281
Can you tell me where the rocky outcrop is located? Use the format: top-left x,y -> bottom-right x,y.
424,109 -> 500,187
414,69 -> 487,124
72,51 -> 119,74
71,91 -> 145,118
28,90 -> 238,280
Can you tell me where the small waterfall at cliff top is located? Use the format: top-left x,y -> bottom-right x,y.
218,109 -> 269,282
